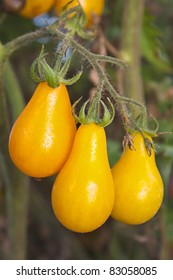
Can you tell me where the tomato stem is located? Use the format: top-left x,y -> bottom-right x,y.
1,14 -> 155,133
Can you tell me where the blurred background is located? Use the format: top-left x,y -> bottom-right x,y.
0,0 -> 173,260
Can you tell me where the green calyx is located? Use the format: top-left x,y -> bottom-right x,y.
72,92 -> 115,127
130,110 -> 159,138
142,115 -> 159,137
59,2 -> 95,40
125,112 -> 160,156
60,2 -> 87,27
30,45 -> 82,88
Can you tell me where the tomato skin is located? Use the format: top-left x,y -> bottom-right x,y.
51,123 -> 114,233
9,82 -> 76,178
111,132 -> 164,225
19,0 -> 55,18
54,0 -> 105,27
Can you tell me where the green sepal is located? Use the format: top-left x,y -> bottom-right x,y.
72,94 -> 115,127
59,69 -> 83,85
30,45 -> 82,88
60,1 -> 78,16
30,46 -> 48,83
39,59 -> 59,88
97,98 -> 115,127
72,96 -> 83,123
59,51 -> 74,77
58,2 -> 93,39
142,115 -> 159,137
87,94 -> 101,119
79,100 -> 90,124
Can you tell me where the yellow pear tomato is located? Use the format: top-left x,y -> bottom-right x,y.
9,82 -> 76,178
51,123 -> 114,233
19,0 -> 55,18
111,132 -> 164,225
54,0 -> 105,27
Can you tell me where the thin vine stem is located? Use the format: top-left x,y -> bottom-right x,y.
4,28 -> 51,57
1,21 -> 147,130
94,53 -> 128,68
62,31 -> 147,128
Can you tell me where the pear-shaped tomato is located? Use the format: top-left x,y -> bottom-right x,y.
54,0 -> 105,27
9,82 -> 76,178
51,123 -> 114,233
19,0 -> 55,18
111,132 -> 164,225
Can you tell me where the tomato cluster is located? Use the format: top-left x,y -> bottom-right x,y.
16,0 -> 104,28
7,0 -> 164,233
8,79 -> 164,233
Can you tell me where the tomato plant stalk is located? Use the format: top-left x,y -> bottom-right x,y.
0,49 -> 29,259
121,0 -> 145,106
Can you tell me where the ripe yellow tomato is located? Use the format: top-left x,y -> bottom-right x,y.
9,82 -> 76,178
54,0 -> 105,27
111,132 -> 164,225
19,0 -> 55,18
51,123 -> 114,233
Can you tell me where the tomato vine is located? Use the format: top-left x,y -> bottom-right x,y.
0,8 -> 158,141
